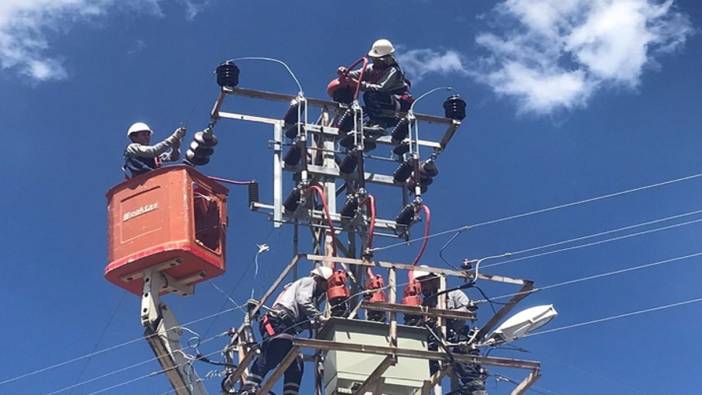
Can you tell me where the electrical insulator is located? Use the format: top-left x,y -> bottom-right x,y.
443,95 -> 467,121
284,123 -> 305,139
393,158 -> 416,183
402,279 -> 423,326
339,131 -> 376,152
393,141 -> 410,156
283,186 -> 302,212
340,195 -> 359,219
327,79 -> 354,104
365,274 -> 387,322
339,149 -> 359,174
216,61 -> 239,88
283,143 -> 302,166
335,108 -> 355,135
407,158 -> 439,193
247,181 -> 259,207
395,204 -> 416,226
406,177 -> 428,194
283,99 -> 306,126
327,270 -> 350,317
185,129 -> 218,166
391,117 -> 410,143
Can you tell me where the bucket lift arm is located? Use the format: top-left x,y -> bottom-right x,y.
141,269 -> 208,395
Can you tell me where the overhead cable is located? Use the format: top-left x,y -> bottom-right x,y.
0,305 -> 243,387
483,251 -> 702,303
483,214 -> 702,269
370,170 -> 702,253
526,296 -> 702,337
48,330 -> 229,395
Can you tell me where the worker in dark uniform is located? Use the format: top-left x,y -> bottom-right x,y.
240,266 -> 333,395
338,38 -> 413,131
414,267 -> 487,395
123,121 -> 185,178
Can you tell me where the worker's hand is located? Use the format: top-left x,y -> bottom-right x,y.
311,316 -> 329,329
337,66 -> 348,76
173,127 -> 186,140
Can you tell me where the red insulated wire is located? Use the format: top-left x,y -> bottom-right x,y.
366,194 -> 377,278
308,185 -> 337,258
409,203 -> 432,281
343,57 -> 369,101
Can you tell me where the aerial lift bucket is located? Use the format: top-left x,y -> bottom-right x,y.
105,165 -> 229,296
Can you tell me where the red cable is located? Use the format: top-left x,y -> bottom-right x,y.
343,57 -> 369,101
409,203 -> 431,280
308,185 -> 337,259
366,194 -> 377,278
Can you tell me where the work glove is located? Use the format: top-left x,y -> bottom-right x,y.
310,316 -> 329,329
172,126 -> 186,140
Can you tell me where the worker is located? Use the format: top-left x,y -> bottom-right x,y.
123,122 -> 186,178
338,38 -> 413,132
240,266 -> 333,395
413,267 -> 487,395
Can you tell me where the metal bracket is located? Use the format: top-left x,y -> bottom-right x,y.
140,269 -> 206,395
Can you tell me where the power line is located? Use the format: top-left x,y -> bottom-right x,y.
527,296 -> 702,337
0,306 -> 243,388
494,374 -> 560,395
370,170 -> 702,253
85,344 -> 226,395
484,251 -> 702,303
69,291 -> 127,394
47,330 -> 230,395
64,250 -> 702,393
483,215 -> 702,269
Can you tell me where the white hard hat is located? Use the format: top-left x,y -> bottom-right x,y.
310,266 -> 334,280
368,39 -> 395,58
412,265 -> 436,280
127,122 -> 153,137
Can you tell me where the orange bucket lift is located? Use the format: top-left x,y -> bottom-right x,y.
104,165 -> 229,395
105,165 -> 228,296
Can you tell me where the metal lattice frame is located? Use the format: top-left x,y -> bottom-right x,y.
209,87 -> 542,395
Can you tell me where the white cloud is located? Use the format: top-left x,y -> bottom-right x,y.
396,48 -> 468,82
399,0 -> 693,115
0,0 -> 208,82
181,0 -> 209,21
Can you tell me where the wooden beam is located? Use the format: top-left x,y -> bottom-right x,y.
511,369 -> 541,395
361,302 -> 475,321
257,346 -> 301,395
388,267 -> 397,348
291,338 -> 541,370
352,355 -> 396,395
475,281 -> 534,343
223,348 -> 258,390
420,369 -> 446,395
308,254 -> 534,287
307,254 -> 472,279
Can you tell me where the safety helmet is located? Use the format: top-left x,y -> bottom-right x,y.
310,266 -> 334,280
368,39 -> 395,58
127,122 -> 153,137
412,265 -> 436,280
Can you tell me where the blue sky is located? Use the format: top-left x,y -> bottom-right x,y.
1,0 -> 701,394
